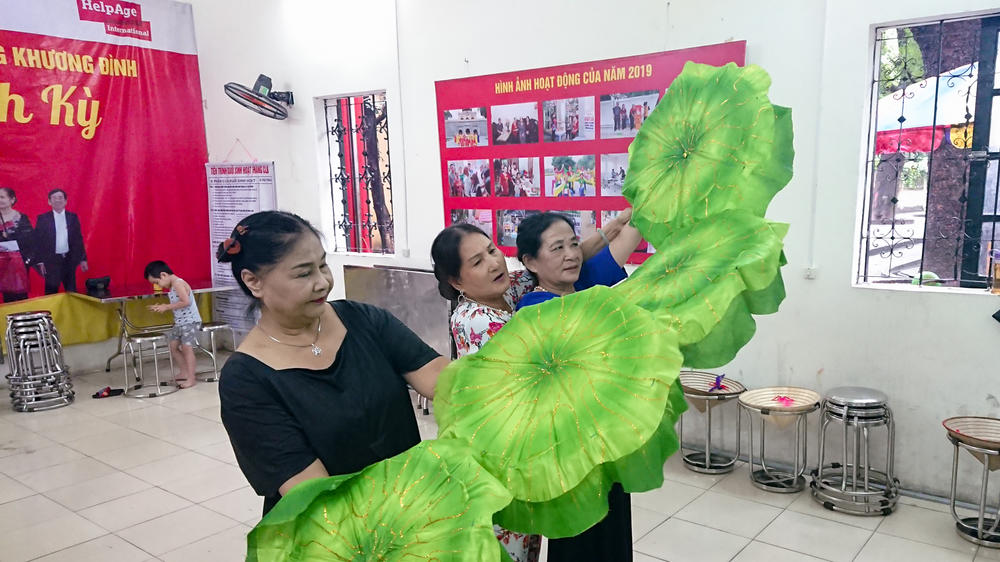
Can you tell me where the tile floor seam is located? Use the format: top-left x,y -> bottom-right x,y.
849,528 -> 878,562
109,530 -> 160,560
0,444 -> 88,478
20,531 -> 155,562
727,540 -> 752,561
671,507 -> 780,541
131,460 -> 238,490
631,485 -> 707,544
731,501 -> 807,561
123,452 -> 226,487
196,482 -> 255,506
194,499 -> 253,528
787,497 -> 889,532
753,510 -> 873,562
156,521 -> 245,559
874,504 -> 981,556
11,457 -> 123,495
870,528 -> 978,558
77,486 -> 194,532
750,533 -> 843,562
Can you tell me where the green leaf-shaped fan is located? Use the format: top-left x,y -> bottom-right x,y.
495,382 -> 687,537
246,439 -> 513,562
434,286 -> 684,537
620,62 -> 794,366
615,209 -> 788,366
678,252 -> 787,367
623,62 -> 793,248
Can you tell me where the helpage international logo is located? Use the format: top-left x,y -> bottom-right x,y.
77,0 -> 152,41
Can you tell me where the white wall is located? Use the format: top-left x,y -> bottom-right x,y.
187,0 -> 1000,498
188,0 -> 406,237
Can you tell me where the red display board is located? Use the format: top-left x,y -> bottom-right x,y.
0,0 -> 208,300
435,41 -> 746,262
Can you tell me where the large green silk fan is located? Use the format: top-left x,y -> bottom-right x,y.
246,439 -> 514,562
246,61 -> 795,556
620,61 -> 794,367
623,62 -> 793,247
616,209 -> 788,367
434,286 -> 685,537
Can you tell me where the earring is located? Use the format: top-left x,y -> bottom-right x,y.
457,290 -> 467,303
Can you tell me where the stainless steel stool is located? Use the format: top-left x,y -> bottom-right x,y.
943,416 -> 1000,548
678,371 -> 746,474
811,386 -> 898,516
4,311 -> 74,412
123,332 -> 178,398
197,322 -> 235,382
739,386 -> 821,493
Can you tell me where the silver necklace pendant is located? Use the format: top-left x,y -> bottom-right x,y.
310,344 -> 322,356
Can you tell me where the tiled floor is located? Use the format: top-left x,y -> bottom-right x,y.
0,359 -> 994,561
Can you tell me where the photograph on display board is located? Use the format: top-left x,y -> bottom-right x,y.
544,155 -> 597,197
450,209 -> 493,235
599,90 -> 660,139
543,97 -> 596,142
491,102 -> 539,145
560,210 -> 598,240
497,209 -> 540,247
602,210 -> 654,254
443,107 -> 489,148
600,153 -> 629,196
493,158 -> 540,197
446,159 -> 492,197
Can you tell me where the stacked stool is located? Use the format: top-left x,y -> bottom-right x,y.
123,332 -> 177,398
739,386 -> 821,492
811,386 -> 898,515
943,416 -> 1000,548
4,311 -> 74,412
678,371 -> 746,474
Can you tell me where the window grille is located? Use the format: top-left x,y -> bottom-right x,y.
857,13 -> 1000,288
322,92 -> 394,254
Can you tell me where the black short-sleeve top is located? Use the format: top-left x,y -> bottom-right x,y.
219,300 -> 441,515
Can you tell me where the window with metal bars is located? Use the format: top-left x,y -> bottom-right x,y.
857,13 -> 1000,288
322,92 -> 394,254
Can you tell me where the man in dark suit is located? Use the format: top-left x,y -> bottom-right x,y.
35,189 -> 88,294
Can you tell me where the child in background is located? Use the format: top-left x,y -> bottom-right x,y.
144,260 -> 202,388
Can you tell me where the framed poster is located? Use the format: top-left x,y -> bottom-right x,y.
435,41 -> 746,263
206,162 -> 276,339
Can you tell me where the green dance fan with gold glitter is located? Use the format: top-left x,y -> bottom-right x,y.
246,439 -> 514,562
624,62 -> 793,246
434,286 -> 685,537
246,61 -> 796,556
619,61 -> 794,367
616,209 -> 788,367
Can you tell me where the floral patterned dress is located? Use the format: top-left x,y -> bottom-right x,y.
450,269 -> 541,562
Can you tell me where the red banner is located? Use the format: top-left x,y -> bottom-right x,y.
0,1 -> 207,300
435,41 -> 746,262
874,125 -> 947,155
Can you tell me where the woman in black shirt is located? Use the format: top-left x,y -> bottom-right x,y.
216,211 -> 448,516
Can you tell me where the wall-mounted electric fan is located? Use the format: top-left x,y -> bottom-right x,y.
224,74 -> 294,120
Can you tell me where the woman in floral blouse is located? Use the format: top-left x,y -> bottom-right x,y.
429,210 -> 631,561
